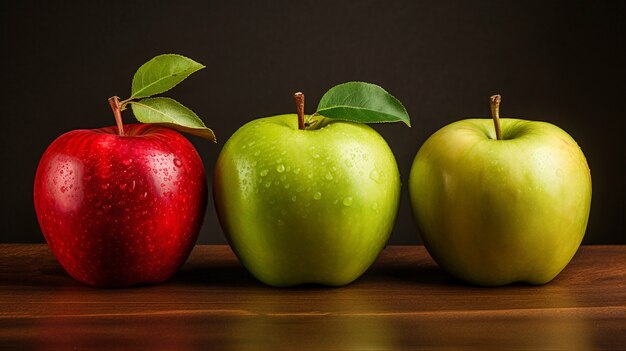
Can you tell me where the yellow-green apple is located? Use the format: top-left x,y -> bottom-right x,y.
409,95 -> 592,286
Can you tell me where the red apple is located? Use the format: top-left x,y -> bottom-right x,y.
34,124 -> 207,287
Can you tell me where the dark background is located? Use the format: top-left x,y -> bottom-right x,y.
1,1 -> 624,244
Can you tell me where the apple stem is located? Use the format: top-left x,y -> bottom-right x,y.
108,96 -> 125,136
490,94 -> 502,140
294,92 -> 305,130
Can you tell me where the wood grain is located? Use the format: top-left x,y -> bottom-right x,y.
1,245 -> 624,350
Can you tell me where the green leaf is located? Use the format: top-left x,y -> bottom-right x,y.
130,97 -> 216,142
315,82 -> 411,127
130,54 -> 205,99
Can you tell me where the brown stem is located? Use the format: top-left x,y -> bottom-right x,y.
108,96 -> 125,136
490,94 -> 502,140
294,92 -> 305,130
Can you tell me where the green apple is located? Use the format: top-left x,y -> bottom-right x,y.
214,87 -> 406,287
409,95 -> 592,286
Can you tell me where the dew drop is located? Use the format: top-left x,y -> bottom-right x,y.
100,183 -> 110,190
312,154 -> 320,159
260,169 -> 269,177
284,183 -> 290,189
122,158 -> 133,166
278,219 -> 284,226
343,196 -> 353,206
325,172 -> 333,180
371,202 -> 379,210
264,181 -> 271,188
119,183 -> 127,190
173,158 -> 182,168
128,180 -> 136,192
293,168 -> 301,174
254,150 -> 261,156
60,186 -> 67,193
276,164 -> 285,173
313,192 -> 322,200
291,195 -> 297,202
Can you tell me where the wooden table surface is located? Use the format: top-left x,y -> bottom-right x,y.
0,245 -> 624,350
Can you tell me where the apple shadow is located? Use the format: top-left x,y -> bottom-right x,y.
368,261 -> 465,287
172,262 -> 260,287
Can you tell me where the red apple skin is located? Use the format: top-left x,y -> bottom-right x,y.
34,124 -> 207,287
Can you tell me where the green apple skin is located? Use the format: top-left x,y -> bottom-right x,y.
214,114 -> 401,287
409,118 -> 592,286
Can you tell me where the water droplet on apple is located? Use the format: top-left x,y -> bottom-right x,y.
60,186 -> 67,193
100,183 -> 110,190
280,174 -> 287,181
119,183 -> 127,190
122,158 -> 133,166
284,183 -> 290,189
260,169 -> 269,177
254,150 -> 261,156
128,180 -> 136,192
369,169 -> 381,183
264,181 -> 271,187
276,164 -> 285,173
371,202 -> 379,210
293,168 -> 301,174
342,196 -> 353,206
313,192 -> 322,200
325,172 -> 333,180
312,154 -> 320,159
173,158 -> 182,168
278,219 -> 284,226
140,192 -> 148,200
291,195 -> 297,202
